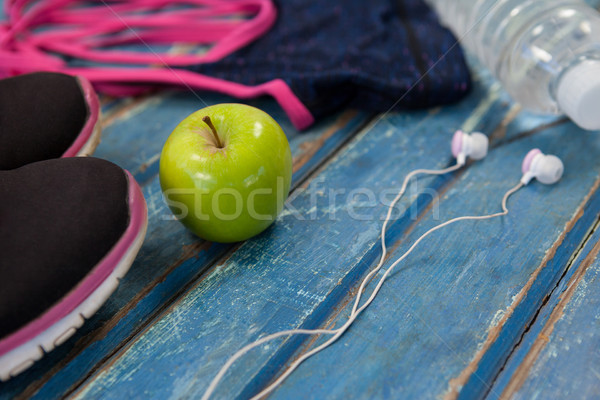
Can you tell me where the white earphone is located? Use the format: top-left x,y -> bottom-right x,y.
203,132 -> 565,400
451,131 -> 563,186
520,148 -> 564,185
451,129 -> 489,165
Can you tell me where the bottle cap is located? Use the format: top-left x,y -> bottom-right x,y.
557,60 -> 600,131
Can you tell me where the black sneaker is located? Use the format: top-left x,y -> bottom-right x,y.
0,72 -> 101,170
0,157 -> 147,380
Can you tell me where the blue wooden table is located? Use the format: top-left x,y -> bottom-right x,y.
3,3 -> 600,399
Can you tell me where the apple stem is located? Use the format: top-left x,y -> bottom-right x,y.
202,116 -> 223,148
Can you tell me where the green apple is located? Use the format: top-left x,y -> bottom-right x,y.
159,103 -> 292,243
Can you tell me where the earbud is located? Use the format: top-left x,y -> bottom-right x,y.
521,149 -> 564,185
451,130 -> 489,166
207,132 -> 550,400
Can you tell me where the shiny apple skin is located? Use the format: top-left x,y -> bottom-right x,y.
159,104 -> 292,243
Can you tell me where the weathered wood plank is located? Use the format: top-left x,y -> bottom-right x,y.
456,191 -> 600,399
488,212 -> 600,399
508,225 -> 600,400
94,91 -> 367,187
2,1 -> 599,398
0,95 -> 370,400
264,124 -> 600,400
65,69 -> 526,399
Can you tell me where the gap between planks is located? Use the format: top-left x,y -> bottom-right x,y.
77,3 -> 599,394
208,107 -> 566,399
310,103 -> 544,329
29,80 -> 539,398
91,104 -> 551,398
497,201 -> 600,398
444,175 -> 600,399
261,114 -> 576,399
48,111 -> 378,400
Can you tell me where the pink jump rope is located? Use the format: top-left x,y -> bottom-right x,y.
202,132 -> 564,399
0,0 -> 314,129
1,2 -> 567,396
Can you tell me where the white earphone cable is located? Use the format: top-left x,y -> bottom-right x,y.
202,161 -> 522,400
202,163 -> 462,400
248,181 -> 523,400
350,163 -> 463,316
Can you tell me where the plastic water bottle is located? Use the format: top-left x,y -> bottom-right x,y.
424,0 -> 600,130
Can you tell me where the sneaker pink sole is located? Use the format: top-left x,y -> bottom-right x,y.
62,76 -> 102,159
0,171 -> 148,381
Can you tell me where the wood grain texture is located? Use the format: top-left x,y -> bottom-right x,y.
270,124 -> 600,400
450,172 -> 600,399
94,91 -> 369,186
509,228 -> 600,400
64,69 -> 554,400
3,1 -> 600,395
502,220 -> 600,400
487,198 -> 600,399
0,93 -> 370,400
